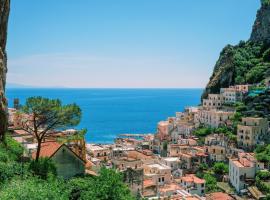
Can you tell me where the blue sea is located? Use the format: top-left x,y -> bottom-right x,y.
6,88 -> 203,143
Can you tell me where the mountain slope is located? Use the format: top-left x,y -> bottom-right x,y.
202,2 -> 270,99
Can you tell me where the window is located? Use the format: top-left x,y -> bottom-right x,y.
158,178 -> 161,183
162,177 -> 164,182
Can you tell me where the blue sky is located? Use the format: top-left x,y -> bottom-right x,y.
7,0 -> 260,88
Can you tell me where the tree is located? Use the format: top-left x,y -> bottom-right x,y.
203,173 -> 218,193
69,168 -> 135,200
21,97 -> 82,161
213,162 -> 229,175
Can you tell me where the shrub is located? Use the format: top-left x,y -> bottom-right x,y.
0,176 -> 69,200
29,158 -> 57,179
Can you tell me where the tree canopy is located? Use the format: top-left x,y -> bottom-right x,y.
21,97 -> 82,161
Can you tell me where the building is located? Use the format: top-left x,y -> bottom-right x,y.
195,109 -> 234,128
112,157 -> 143,171
220,87 -> 242,103
86,144 -> 111,161
205,145 -> 226,162
237,117 -> 269,150
203,94 -> 224,110
161,157 -> 181,172
229,153 -> 264,193
32,141 -> 85,179
234,85 -> 251,93
144,163 -> 172,186
179,174 -> 205,196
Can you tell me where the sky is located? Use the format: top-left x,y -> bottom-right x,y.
7,0 -> 261,88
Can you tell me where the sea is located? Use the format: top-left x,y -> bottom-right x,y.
6,88 -> 203,144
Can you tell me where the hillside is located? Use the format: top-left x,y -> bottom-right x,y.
202,1 -> 270,99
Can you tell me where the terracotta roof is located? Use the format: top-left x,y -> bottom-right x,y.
143,179 -> 156,188
32,141 -> 61,159
181,174 -> 205,184
32,141 -> 86,163
206,192 -> 234,200
159,183 -> 182,193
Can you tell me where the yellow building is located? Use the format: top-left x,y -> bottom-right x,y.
237,117 -> 269,150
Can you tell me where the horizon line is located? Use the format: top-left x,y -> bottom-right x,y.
6,87 -> 204,90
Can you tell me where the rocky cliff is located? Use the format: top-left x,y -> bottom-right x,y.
0,0 -> 9,141
202,2 -> 270,99
251,2 -> 270,43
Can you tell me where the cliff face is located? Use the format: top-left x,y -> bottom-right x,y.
202,3 -> 270,99
251,3 -> 270,43
0,0 -> 9,141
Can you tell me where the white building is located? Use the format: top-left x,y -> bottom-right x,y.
229,153 -> 264,193
179,174 -> 205,196
203,94 -> 224,110
161,157 -> 181,171
195,109 -> 234,128
220,87 -> 242,103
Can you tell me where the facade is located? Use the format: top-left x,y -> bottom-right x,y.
229,153 -> 264,193
205,145 -> 226,162
143,163 -> 172,186
179,174 -> 205,196
203,94 -> 224,110
195,109 -> 234,128
220,87 -> 242,103
162,157 -> 181,171
112,157 -> 143,171
237,117 -> 269,150
86,144 -> 111,161
234,85 -> 251,93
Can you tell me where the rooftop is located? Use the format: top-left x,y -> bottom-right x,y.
206,192 -> 233,200
32,141 -> 61,159
147,163 -> 171,170
181,174 -> 205,184
163,157 -> 180,162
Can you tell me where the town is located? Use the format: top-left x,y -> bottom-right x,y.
7,77 -> 270,200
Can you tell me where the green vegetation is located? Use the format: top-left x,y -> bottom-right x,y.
204,40 -> 270,97
69,168 -> 135,200
203,173 -> 218,193
229,41 -> 270,85
21,97 -> 82,161
255,144 -> 270,167
0,177 -> 70,200
213,162 -> 229,175
29,158 -> 57,179
243,88 -> 270,120
194,127 -> 212,137
256,171 -> 270,198
0,137 -> 135,199
261,0 -> 270,6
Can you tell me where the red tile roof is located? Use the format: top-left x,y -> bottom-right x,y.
32,141 -> 62,159
206,192 -> 234,200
